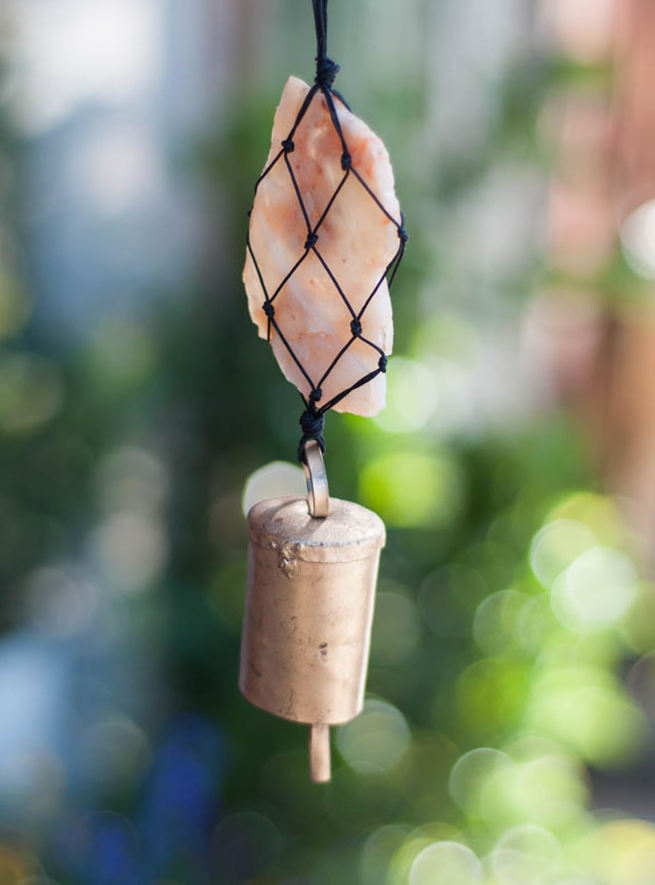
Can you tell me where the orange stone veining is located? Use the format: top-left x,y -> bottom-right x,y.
243,75 -> 401,416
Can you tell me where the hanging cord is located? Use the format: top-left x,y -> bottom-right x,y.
297,0 -> 337,461
246,0 -> 408,466
313,0 -> 340,88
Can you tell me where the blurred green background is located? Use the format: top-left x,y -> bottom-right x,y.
1,1 -> 655,883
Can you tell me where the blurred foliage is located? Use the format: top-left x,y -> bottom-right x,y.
0,6 -> 655,885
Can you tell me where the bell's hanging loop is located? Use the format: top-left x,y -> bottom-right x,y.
302,439 -> 330,519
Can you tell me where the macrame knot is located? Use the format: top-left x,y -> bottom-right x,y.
304,231 -> 318,250
341,152 -> 352,170
263,301 -> 275,319
298,406 -> 326,462
397,226 -> 409,245
281,137 -> 295,153
378,354 -> 388,372
350,318 -> 362,337
315,55 -> 340,88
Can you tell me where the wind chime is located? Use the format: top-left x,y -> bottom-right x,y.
239,0 -> 407,782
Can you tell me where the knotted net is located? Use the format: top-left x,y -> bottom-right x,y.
245,0 -> 407,461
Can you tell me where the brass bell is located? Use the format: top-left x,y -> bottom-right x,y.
240,441 -> 385,782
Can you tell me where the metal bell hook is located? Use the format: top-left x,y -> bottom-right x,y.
302,439 -> 329,519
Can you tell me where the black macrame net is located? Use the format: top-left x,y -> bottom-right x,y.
246,0 -> 408,462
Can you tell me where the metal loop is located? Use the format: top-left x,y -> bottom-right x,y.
302,439 -> 330,518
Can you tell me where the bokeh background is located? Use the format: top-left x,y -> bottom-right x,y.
3,0 -> 655,883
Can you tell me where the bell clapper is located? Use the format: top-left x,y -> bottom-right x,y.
310,723 -> 331,783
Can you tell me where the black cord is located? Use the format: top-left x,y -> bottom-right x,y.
313,0 -> 328,60
247,0 -> 408,464
313,0 -> 340,88
298,405 -> 325,462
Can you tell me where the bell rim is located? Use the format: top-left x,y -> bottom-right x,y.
239,677 -> 364,726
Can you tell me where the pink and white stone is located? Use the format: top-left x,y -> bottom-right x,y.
243,75 -> 401,416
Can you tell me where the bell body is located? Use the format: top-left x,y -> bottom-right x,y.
240,496 -> 385,726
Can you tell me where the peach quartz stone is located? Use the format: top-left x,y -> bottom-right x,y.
243,75 -> 401,416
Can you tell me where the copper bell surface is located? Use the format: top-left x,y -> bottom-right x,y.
240,440 -> 386,782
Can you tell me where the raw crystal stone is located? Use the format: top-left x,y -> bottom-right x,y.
243,75 -> 401,416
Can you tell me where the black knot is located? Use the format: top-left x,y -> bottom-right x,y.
341,152 -> 352,170
304,231 -> 318,250
309,387 -> 322,405
281,138 -> 295,153
298,407 -> 325,462
350,318 -> 362,337
263,301 -> 275,319
397,226 -> 409,245
315,55 -> 340,88
300,408 -> 324,437
378,354 -> 388,372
